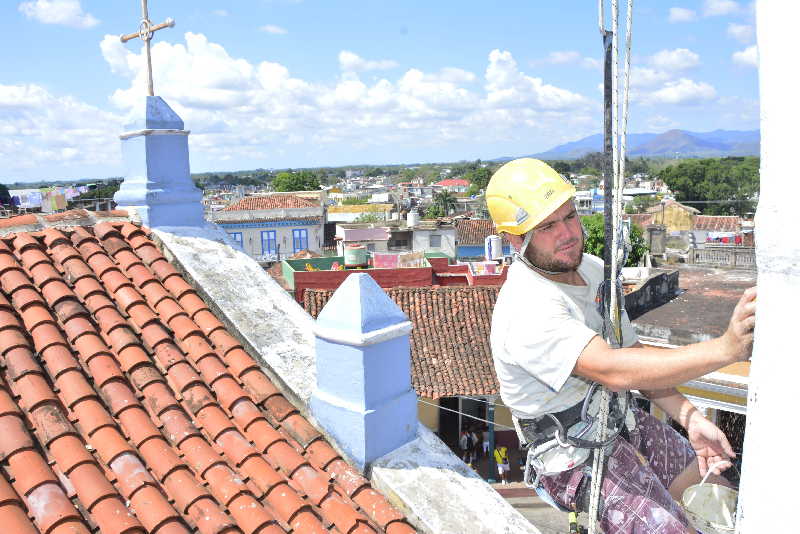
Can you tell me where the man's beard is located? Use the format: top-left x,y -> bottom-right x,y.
525,234 -> 584,273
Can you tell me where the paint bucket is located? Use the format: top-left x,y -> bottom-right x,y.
681,464 -> 738,534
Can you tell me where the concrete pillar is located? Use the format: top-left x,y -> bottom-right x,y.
114,96 -> 204,228
736,3 -> 800,532
310,273 -> 417,471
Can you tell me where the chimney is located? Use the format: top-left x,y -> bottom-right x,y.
310,273 -> 417,471
114,96 -> 204,228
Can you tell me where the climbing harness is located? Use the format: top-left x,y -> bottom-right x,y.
586,0 -> 635,532
515,1 -> 636,532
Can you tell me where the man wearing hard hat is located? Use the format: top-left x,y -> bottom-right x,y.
487,158 -> 756,534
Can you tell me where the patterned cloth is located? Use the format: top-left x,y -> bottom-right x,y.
540,408 -> 696,534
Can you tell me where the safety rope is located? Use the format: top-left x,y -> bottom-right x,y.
590,1 -> 634,533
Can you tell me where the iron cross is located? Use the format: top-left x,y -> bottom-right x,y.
119,0 -> 175,97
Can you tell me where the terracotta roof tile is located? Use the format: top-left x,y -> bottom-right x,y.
222,194 -> 316,211
623,213 -> 655,229
454,219 -> 508,246
694,215 -> 741,232
0,216 -> 415,534
305,286 -> 500,399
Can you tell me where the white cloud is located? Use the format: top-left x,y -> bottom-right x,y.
732,45 -> 758,67
0,83 -> 123,175
703,0 -> 740,17
547,51 -> 581,64
425,67 -> 476,84
649,48 -> 700,71
582,57 -> 602,70
485,50 -> 588,111
89,35 -> 594,168
630,67 -> 671,89
645,78 -> 717,105
338,51 -> 398,72
18,0 -> 98,29
213,9 -> 229,17
260,24 -> 288,35
646,115 -> 679,131
668,7 -> 697,23
727,23 -> 754,43
531,51 -> 600,70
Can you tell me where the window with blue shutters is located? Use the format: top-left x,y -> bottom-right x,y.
229,232 -> 243,249
292,229 -> 308,252
261,230 -> 277,254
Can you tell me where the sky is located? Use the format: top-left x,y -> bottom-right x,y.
1,0 -> 760,183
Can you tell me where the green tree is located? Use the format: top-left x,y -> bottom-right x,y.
354,212 -> 384,223
424,203 -> 445,219
581,213 -> 648,267
656,157 -> 759,215
341,197 -> 368,205
272,170 -> 321,192
464,167 -> 492,193
72,183 -> 120,200
548,160 -> 572,175
0,184 -> 11,205
434,190 -> 457,215
625,194 -> 660,214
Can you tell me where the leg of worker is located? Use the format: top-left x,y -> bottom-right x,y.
597,438 -> 694,533
626,409 -> 730,502
539,411 -> 695,533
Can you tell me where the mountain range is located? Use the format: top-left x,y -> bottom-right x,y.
496,129 -> 760,161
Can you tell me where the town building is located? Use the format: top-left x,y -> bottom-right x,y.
77,95 -> 536,533
454,219 -> 511,260
326,203 -> 394,223
210,193 -> 324,261
433,178 -> 470,193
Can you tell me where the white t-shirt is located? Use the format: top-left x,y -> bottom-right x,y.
490,253 -> 638,419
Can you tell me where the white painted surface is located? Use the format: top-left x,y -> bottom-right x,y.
372,423 -> 542,534
737,4 -> 800,532
157,222 -> 543,533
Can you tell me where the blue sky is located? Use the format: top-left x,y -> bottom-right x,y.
1,0 -> 759,183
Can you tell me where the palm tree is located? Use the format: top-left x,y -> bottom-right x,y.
434,190 -> 457,216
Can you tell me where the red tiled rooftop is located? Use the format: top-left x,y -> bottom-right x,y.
305,286 -> 499,399
694,215 -> 741,232
433,179 -> 469,187
454,219 -> 508,246
222,194 -> 316,211
218,216 -> 322,225
0,213 -> 415,534
623,213 -> 655,229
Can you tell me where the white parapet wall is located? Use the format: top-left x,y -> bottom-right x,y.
736,3 -> 800,532
154,222 -> 542,534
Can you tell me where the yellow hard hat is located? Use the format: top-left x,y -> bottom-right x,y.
486,158 -> 576,235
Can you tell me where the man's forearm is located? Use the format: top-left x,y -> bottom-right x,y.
640,387 -> 701,429
578,335 -> 736,391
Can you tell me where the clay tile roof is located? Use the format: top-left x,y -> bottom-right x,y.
623,213 -> 655,229
222,193 -> 316,211
0,214 -> 415,534
304,286 -> 500,399
694,215 -> 741,232
454,219 -> 508,246
218,216 -> 322,225
433,179 -> 469,187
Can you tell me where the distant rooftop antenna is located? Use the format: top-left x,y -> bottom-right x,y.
120,0 -> 175,97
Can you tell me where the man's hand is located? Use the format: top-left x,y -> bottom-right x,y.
723,286 -> 757,362
687,412 -> 736,477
